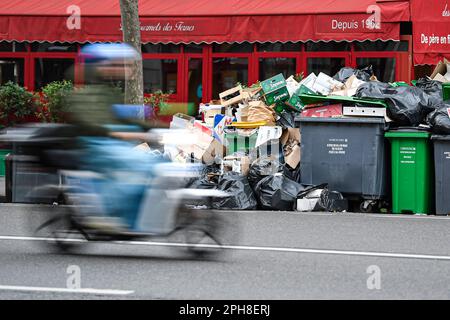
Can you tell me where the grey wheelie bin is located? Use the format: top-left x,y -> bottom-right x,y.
296,117 -> 388,212
432,135 -> 450,215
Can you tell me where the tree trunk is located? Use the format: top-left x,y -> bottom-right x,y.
119,0 -> 144,112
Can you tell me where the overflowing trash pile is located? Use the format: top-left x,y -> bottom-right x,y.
157,59 -> 450,213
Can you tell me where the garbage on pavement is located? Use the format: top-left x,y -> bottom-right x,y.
151,61 -> 450,214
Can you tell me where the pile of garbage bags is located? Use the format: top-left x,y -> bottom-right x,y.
185,154 -> 347,212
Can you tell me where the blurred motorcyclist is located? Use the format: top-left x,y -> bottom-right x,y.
66,43 -> 165,232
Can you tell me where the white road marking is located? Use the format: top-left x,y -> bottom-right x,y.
1,235 -> 450,261
0,285 -> 134,295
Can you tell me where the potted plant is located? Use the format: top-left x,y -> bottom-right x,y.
0,81 -> 40,177
36,80 -> 74,123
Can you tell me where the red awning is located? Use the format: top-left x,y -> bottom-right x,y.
411,0 -> 450,65
0,0 -> 410,44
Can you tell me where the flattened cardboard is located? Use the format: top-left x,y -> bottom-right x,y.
431,58 -> 450,80
285,144 -> 300,169
301,104 -> 343,118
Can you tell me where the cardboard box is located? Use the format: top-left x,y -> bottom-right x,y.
238,104 -> 250,122
261,73 -> 290,105
286,75 -> 300,96
219,85 -> 244,107
242,86 -> 262,100
178,128 -> 224,163
312,72 -> 344,96
430,58 -> 450,82
247,101 -> 276,125
199,103 -> 224,126
170,113 -> 195,130
222,155 -> 250,176
301,104 -> 343,118
255,126 -> 283,147
299,73 -> 318,93
285,144 -> 300,169
194,120 -> 214,136
280,128 -> 301,145
330,75 -> 366,97
285,93 -> 304,112
281,128 -> 301,169
213,114 -> 234,144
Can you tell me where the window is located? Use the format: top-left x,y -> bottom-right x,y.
31,42 -> 77,52
0,42 -> 27,52
356,58 -> 396,82
212,57 -> 248,98
213,42 -> 253,53
35,58 -> 75,89
354,40 -> 408,52
143,59 -> 178,93
184,43 -> 203,53
257,42 -> 301,52
307,58 -> 345,77
259,57 -> 296,80
0,58 -> 25,86
141,44 -> 180,53
306,41 -> 350,52
187,58 -> 203,109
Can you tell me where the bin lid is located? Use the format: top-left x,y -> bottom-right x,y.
295,116 -> 385,125
385,130 -> 431,138
431,134 -> 450,141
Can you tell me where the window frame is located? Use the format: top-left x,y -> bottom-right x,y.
208,50 -> 253,102
0,52 -> 29,88
254,51 -> 302,81
142,52 -> 183,101
351,51 -> 401,82
31,52 -> 78,91
303,52 -> 351,75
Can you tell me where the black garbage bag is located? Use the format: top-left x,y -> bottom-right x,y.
254,173 -> 304,211
333,66 -> 373,82
356,82 -> 440,126
297,184 -> 347,212
282,163 -> 301,183
247,157 -> 282,189
427,103 -> 450,134
355,81 -> 393,98
277,110 -> 297,128
318,189 -> 348,212
188,176 -> 218,190
212,173 -> 258,210
415,78 -> 443,101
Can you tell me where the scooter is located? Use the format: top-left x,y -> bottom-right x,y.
3,124 -> 235,257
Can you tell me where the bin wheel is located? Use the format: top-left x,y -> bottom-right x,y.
360,201 -> 375,213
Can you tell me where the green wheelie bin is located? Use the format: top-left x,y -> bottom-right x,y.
385,129 -> 433,214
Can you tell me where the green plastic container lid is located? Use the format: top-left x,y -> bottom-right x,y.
298,93 -> 389,108
385,130 -> 431,138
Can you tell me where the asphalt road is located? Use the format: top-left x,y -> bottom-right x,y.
0,204 -> 449,300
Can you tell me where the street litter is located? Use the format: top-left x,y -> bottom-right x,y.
154,62 -> 450,214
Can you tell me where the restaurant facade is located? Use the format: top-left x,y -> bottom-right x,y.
0,0 -> 449,113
